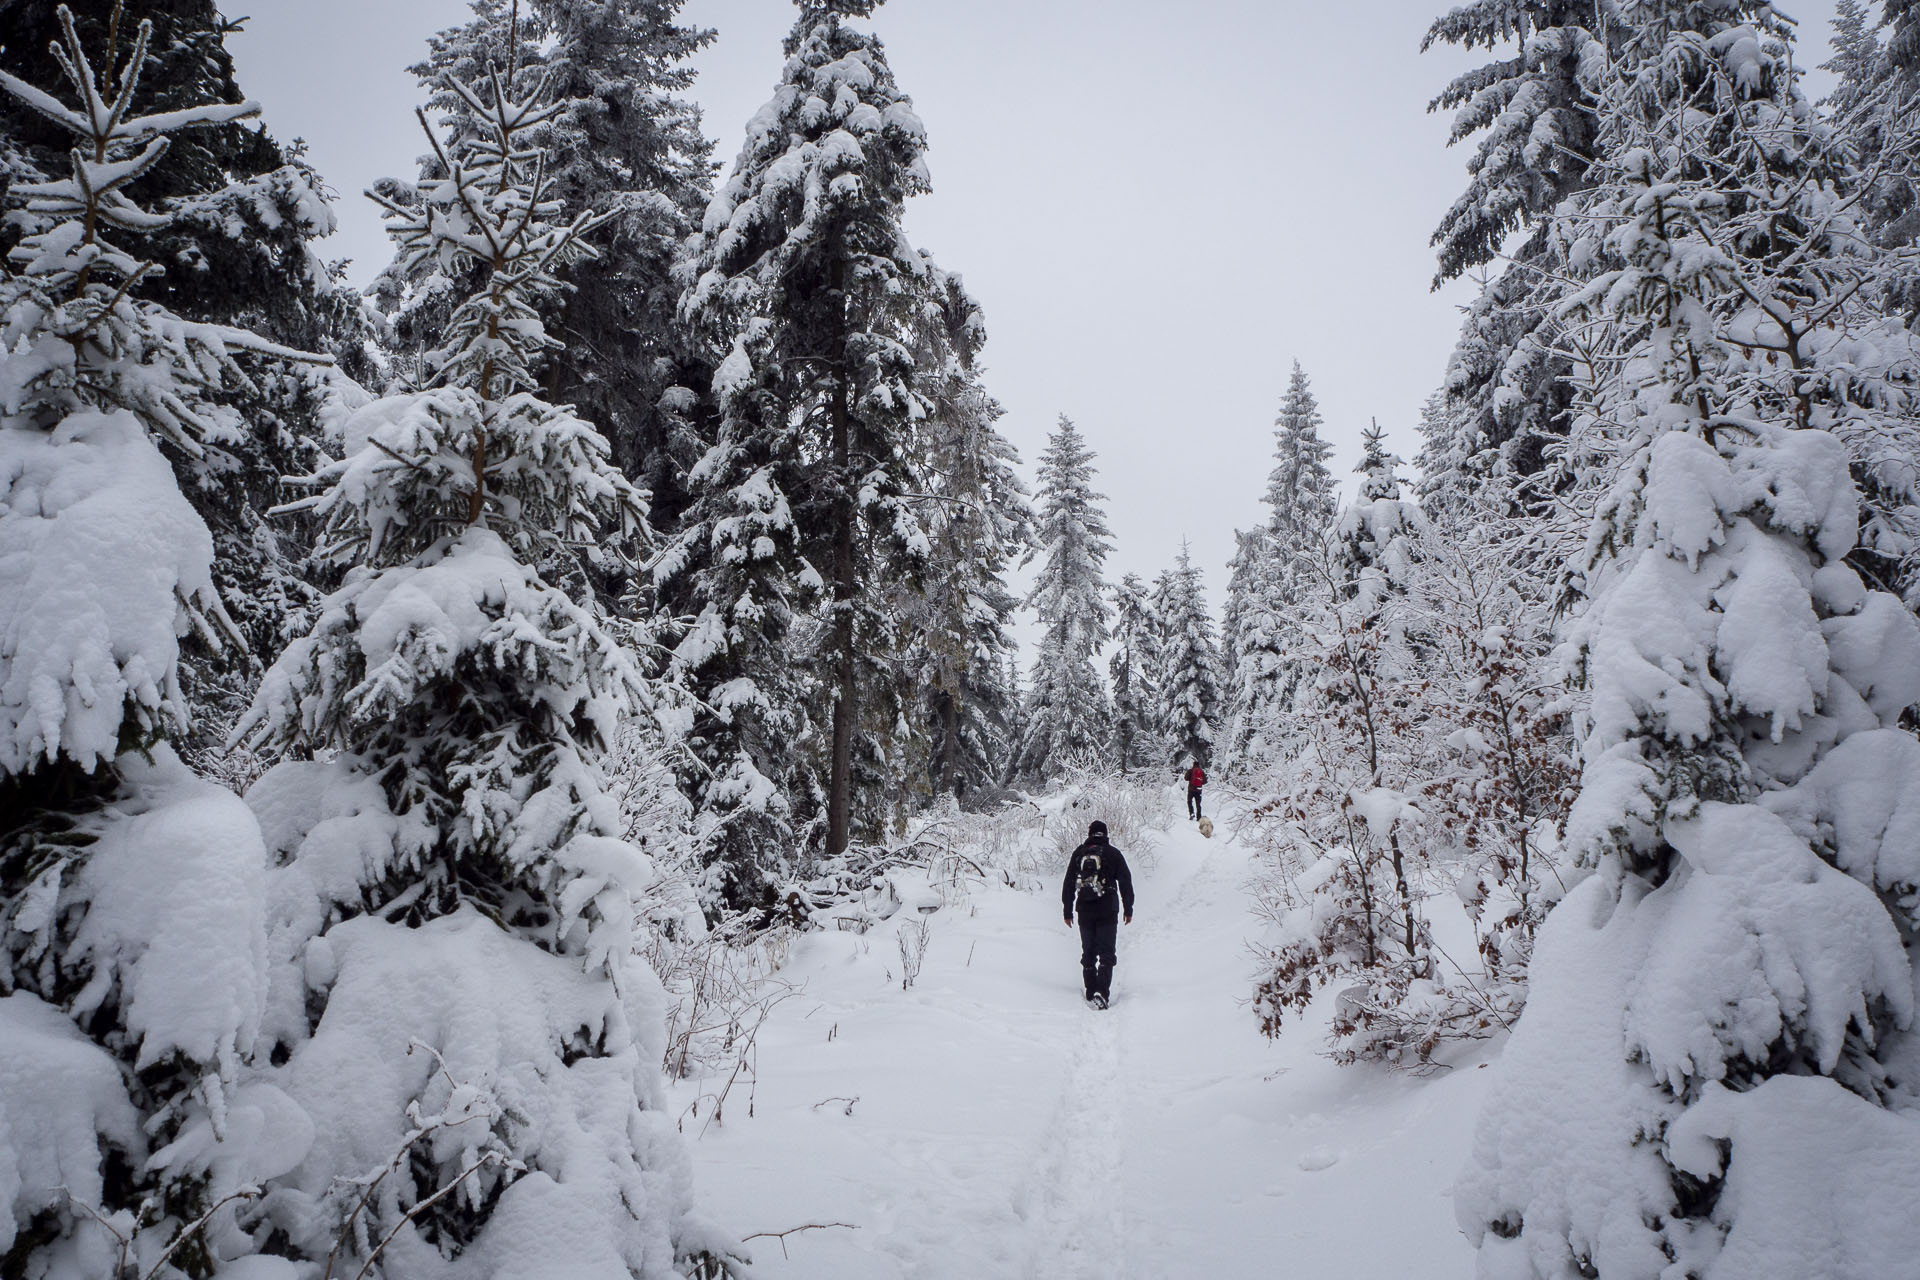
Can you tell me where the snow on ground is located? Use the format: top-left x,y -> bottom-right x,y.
670,803 -> 1493,1277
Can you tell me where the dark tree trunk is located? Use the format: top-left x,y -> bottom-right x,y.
938,684 -> 960,795
825,238 -> 857,857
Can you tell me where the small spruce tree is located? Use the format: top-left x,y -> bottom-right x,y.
234,48 -> 730,1276
380,0 -> 717,519
1156,543 -> 1222,770
1014,415 -> 1113,783
1108,572 -> 1164,772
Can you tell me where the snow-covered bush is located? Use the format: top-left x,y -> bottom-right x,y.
1040,765 -> 1173,870
1250,440 -> 1472,1067
1408,506 -> 1577,1027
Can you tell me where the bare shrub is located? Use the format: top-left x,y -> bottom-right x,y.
1041,765 -> 1173,868
897,917 -> 931,990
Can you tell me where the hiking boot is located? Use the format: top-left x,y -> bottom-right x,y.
1089,994 -> 1108,1010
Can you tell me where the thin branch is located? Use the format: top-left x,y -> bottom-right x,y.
141,1187 -> 262,1280
741,1221 -> 860,1261
350,1152 -> 511,1280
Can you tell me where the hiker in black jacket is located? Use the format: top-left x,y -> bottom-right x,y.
1061,820 -> 1135,1009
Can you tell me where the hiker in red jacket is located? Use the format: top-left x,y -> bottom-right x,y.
1181,761 -> 1206,821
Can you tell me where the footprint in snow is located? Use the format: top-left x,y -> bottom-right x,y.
1296,1146 -> 1341,1172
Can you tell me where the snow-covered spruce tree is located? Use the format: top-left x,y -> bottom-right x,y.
678,0 -> 940,862
1014,415 -> 1114,784
1822,5 -> 1920,609
1108,572 -> 1163,773
0,11 -> 306,1274
1251,428 -> 1451,1065
1267,359 -> 1338,550
1458,15 -> 1920,1275
1893,0 -> 1920,67
652,347 -> 817,905
1215,526 -> 1261,738
1412,389 -> 1471,528
1224,361 -> 1337,767
0,0 -> 373,770
908,264 -> 1030,803
1420,0 -> 1609,496
380,0 -> 716,518
1000,648 -> 1029,774
1220,531 -> 1287,771
1156,543 -> 1222,770
236,58 -> 735,1277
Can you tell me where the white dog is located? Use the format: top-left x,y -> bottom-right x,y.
1198,817 -> 1214,839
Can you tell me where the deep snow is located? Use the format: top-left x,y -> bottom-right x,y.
671,806 -> 1492,1277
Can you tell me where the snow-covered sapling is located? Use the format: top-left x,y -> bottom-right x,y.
232,37 -> 737,1278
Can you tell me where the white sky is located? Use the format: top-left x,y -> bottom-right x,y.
226,0 -> 1844,619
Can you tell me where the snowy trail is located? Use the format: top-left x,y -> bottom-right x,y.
671,805 -> 1491,1277
1014,1003 -> 1125,1278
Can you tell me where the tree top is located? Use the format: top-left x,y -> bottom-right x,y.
799,0 -> 883,15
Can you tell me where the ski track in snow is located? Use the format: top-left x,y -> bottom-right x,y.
671,799 -> 1492,1278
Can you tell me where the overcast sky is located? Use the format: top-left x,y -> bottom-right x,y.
226,0 -> 1845,616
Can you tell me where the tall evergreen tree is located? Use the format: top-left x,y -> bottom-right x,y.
1216,525 -> 1265,758
1420,0 -> 1607,496
1225,361 -> 1338,765
1156,543 -> 1222,769
1458,10 -> 1920,1271
1267,360 -> 1337,543
1108,572 -> 1163,772
378,0 -> 717,519
1221,531 -> 1287,769
1014,416 -> 1113,783
676,0 -> 943,860
908,266 -> 1030,802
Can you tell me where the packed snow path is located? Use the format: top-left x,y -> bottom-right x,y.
672,810 -> 1493,1277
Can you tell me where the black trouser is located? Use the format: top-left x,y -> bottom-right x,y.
1078,914 -> 1118,1000
1187,786 -> 1203,820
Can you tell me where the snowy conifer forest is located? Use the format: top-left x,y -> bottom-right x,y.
3,0 -> 1920,1276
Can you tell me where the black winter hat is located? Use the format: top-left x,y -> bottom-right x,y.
1087,820 -> 1108,839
